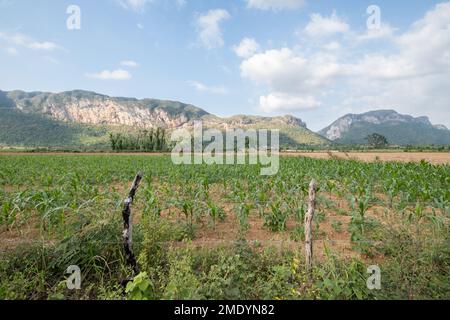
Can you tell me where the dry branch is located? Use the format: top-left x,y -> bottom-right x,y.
304,179 -> 317,272
122,172 -> 143,273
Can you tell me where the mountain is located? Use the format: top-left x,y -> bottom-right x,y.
0,90 -> 328,148
319,110 -> 450,145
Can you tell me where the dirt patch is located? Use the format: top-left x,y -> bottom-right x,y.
283,152 -> 450,165
147,190 -> 358,259
0,177 -> 412,262
2,185 -> 30,193
0,219 -> 48,252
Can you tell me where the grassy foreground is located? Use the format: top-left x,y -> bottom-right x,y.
0,155 -> 448,299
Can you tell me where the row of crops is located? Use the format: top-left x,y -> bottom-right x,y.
0,155 -> 449,299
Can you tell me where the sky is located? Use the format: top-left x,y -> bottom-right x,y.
0,0 -> 449,131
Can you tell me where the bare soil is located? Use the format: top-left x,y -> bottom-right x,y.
284,152 -> 450,164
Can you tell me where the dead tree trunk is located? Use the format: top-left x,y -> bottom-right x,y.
122,172 -> 143,273
304,179 -> 317,272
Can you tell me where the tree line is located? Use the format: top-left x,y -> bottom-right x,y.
109,128 -> 169,152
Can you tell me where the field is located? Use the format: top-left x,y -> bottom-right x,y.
0,154 -> 449,300
286,152 -> 450,165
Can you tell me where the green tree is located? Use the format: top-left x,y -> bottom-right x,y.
109,133 -> 116,151
366,133 -> 389,148
108,128 -> 168,152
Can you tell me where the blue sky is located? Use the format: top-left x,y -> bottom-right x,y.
0,0 -> 449,130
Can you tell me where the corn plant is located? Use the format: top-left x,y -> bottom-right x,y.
264,201 -> 289,232
206,200 -> 226,228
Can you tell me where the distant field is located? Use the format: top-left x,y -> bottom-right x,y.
285,152 -> 450,165
0,154 -> 448,299
1,151 -> 450,165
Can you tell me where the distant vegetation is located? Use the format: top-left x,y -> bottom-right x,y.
1,90 -> 449,149
109,128 -> 169,152
319,110 -> 450,146
334,122 -> 450,146
0,90 -> 329,148
0,109 -> 108,147
366,133 -> 389,149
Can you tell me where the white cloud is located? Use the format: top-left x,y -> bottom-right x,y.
241,48 -> 340,112
119,0 -> 153,13
137,23 -> 144,29
246,0 -> 306,11
303,12 -> 349,37
351,3 -> 450,81
120,60 -> 139,67
86,69 -> 132,80
395,3 -> 450,75
259,93 -> 320,112
241,48 -> 341,93
240,3 -> 450,124
0,32 -> 59,51
188,81 -> 228,94
233,38 -> 260,58
344,2 -> 450,124
357,23 -> 395,41
349,54 -> 419,80
323,41 -> 341,50
195,9 -> 230,49
241,48 -> 307,90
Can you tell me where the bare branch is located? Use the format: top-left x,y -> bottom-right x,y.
304,179 -> 317,272
122,172 -> 143,273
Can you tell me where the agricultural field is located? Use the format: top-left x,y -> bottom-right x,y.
286,151 -> 450,165
0,154 -> 449,300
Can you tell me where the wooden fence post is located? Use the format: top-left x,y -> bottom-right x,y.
122,172 -> 143,273
304,179 -> 317,272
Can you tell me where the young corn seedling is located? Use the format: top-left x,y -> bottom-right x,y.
264,201 -> 289,232
206,200 -> 226,229
235,203 -> 252,234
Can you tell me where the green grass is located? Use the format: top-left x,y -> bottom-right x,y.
0,155 -> 448,300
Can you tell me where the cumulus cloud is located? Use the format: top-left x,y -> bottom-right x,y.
241,48 -> 341,111
246,0 -> 306,11
120,60 -> 139,67
344,2 -> 450,122
195,9 -> 230,49
0,32 -> 59,51
395,3 -> 450,75
188,81 -> 228,94
233,38 -> 260,58
357,23 -> 396,41
86,69 -> 132,80
350,3 -> 450,81
241,48 -> 307,90
303,12 -> 349,37
240,2 -> 450,123
259,93 -> 320,112
322,41 -> 341,51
